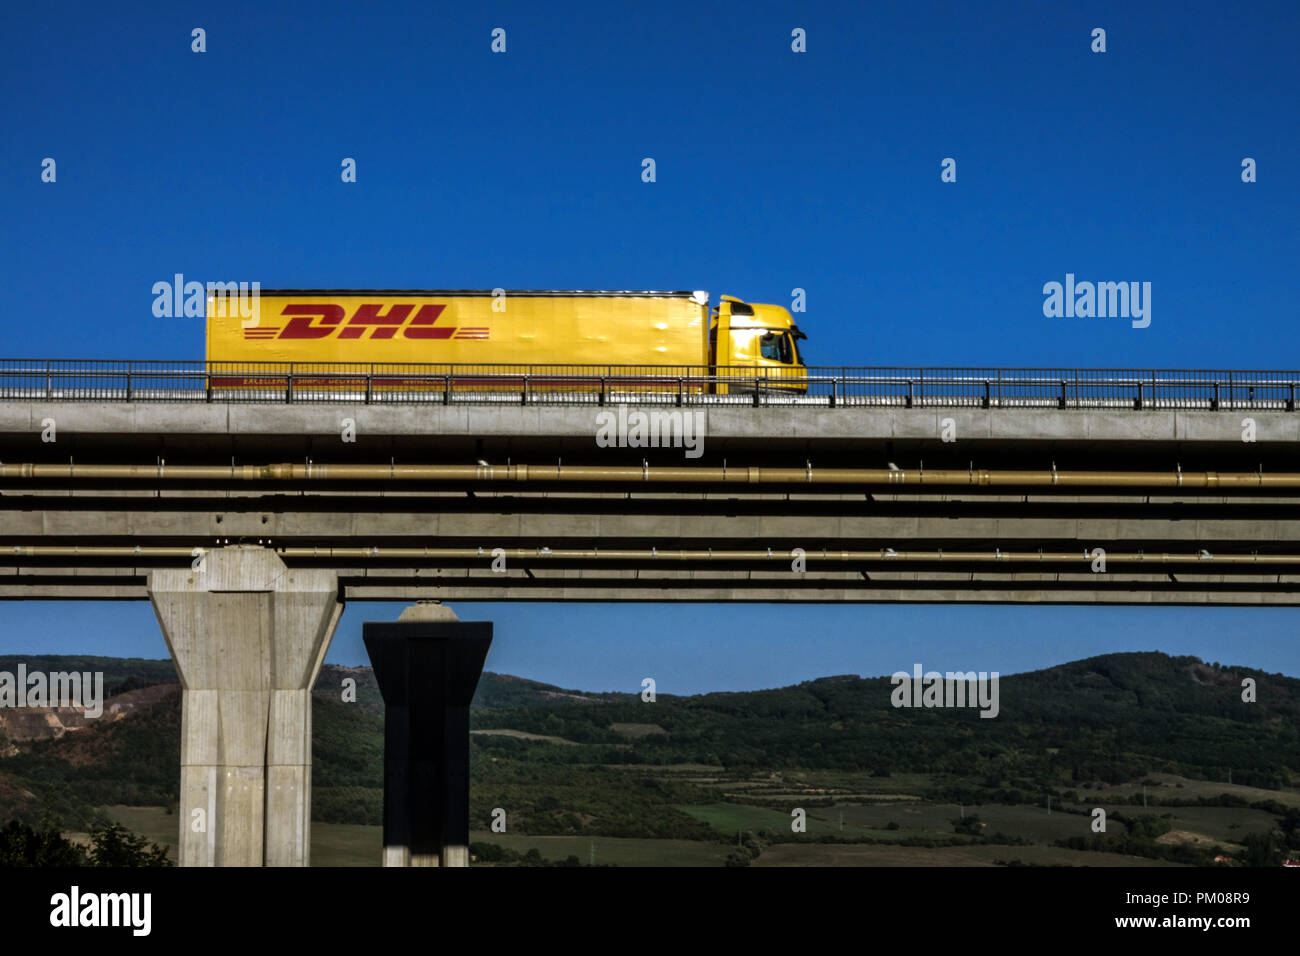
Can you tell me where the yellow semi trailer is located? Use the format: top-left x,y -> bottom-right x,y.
206,289 -> 807,394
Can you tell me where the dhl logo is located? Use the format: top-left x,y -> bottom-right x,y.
242,304 -> 488,341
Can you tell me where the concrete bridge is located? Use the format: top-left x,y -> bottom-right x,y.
1,364 -> 1297,864
1,389 -> 1297,605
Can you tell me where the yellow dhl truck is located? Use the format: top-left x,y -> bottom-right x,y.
206,289 -> 807,395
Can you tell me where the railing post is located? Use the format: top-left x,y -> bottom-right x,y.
45,360 -> 51,400
1135,381 -> 1143,410
677,377 -> 683,407
365,372 -> 372,405
753,375 -> 762,407
905,380 -> 913,408
1289,382 -> 1296,412
286,364 -> 294,403
982,379 -> 990,409
443,374 -> 451,406
1212,382 -> 1219,411
125,366 -> 133,403
599,377 -> 606,406
522,373 -> 529,406
1059,380 -> 1067,409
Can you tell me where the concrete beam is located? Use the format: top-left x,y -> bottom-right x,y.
148,546 -> 341,866
3,402 -> 1299,456
0,580 -> 1296,604
3,556 -> 1300,604
341,584 -> 1300,606
2,503 -> 1298,547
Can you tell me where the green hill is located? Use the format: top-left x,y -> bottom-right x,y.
0,652 -> 1295,845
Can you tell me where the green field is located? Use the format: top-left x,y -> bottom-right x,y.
829,802 -> 1106,843
100,806 -> 732,866
1083,773 -> 1300,808
103,806 -> 385,866
1147,806 -> 1282,846
754,843 -> 1189,867
316,827 -> 737,866
103,806 -> 178,850
770,770 -> 934,797
467,831 -> 732,866
679,800 -> 1119,844
95,765 -> 1292,868
470,729 -> 576,745
610,723 -> 668,738
104,795 -> 1285,867
311,824 -> 383,866
678,803 -> 844,839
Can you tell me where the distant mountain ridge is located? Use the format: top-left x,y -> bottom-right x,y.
0,657 -> 629,752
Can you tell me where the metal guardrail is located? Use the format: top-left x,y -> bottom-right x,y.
0,360 -> 1296,410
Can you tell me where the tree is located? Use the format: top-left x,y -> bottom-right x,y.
0,816 -> 87,867
1240,830 -> 1283,868
87,822 -> 173,867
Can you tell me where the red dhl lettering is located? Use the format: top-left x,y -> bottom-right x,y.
246,303 -> 475,340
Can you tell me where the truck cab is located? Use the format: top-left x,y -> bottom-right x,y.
710,295 -> 808,394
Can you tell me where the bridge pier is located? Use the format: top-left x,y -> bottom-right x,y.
148,546 -> 341,867
364,604 -> 492,867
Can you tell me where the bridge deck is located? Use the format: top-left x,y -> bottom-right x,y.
0,366 -> 1296,604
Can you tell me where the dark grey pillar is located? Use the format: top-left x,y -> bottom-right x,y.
363,608 -> 492,867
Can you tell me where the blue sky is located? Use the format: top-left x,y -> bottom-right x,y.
1,1 -> 1297,690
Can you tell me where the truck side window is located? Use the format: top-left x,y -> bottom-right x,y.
760,332 -> 792,363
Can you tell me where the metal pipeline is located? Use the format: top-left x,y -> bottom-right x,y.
0,462 -> 1296,488
2,545 -> 1297,565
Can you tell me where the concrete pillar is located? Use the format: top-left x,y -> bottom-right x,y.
363,603 -> 492,867
147,546 -> 341,867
